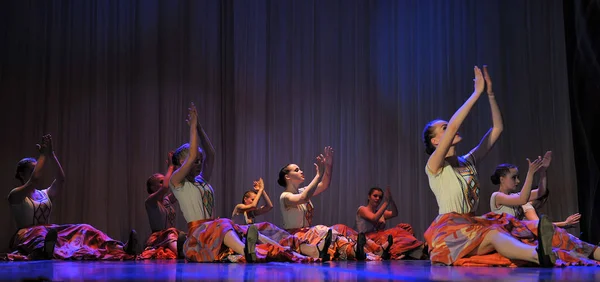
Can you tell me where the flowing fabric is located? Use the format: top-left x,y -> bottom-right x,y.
425,212 -> 599,267
138,227 -> 184,260
4,224 -> 135,261
184,218 -> 316,263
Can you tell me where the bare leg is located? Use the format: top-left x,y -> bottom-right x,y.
300,243 -> 319,258
223,230 -> 246,255
168,242 -> 177,254
475,230 -> 539,264
593,248 -> 600,261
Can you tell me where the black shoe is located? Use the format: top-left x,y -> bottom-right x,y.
381,234 -> 393,260
317,229 -> 333,262
124,229 -> 139,255
43,228 -> 57,260
536,215 -> 556,267
176,232 -> 187,259
244,225 -> 258,263
355,233 -> 367,261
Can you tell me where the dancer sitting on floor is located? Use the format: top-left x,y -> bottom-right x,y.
489,151 -> 599,265
139,152 -> 186,259
278,146 -> 381,261
422,65 -> 557,267
169,103 -> 320,263
5,134 -> 137,261
231,178 -> 273,225
355,187 -> 425,260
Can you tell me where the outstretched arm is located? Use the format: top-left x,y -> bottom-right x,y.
198,124 -> 215,182
529,151 -> 551,201
146,152 -> 176,206
283,162 -> 323,206
494,157 -> 544,207
314,146 -> 333,196
231,178 -> 266,215
427,66 -> 485,174
470,66 -> 504,162
253,183 -> 273,217
383,187 -> 398,219
170,103 -> 199,188
8,135 -> 52,204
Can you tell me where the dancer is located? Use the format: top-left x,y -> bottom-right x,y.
422,65 -> 556,267
6,135 -> 137,261
356,187 -> 425,260
170,103 -> 317,263
278,146 -> 375,261
140,152 -> 186,259
231,178 -> 273,225
489,152 -> 599,265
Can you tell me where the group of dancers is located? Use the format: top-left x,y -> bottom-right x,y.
4,66 -> 599,266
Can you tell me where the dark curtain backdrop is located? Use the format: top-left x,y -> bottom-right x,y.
564,0 -> 600,244
0,0 -> 578,250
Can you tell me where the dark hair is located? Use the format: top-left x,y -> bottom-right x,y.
15,158 -> 36,184
422,119 -> 444,155
367,187 -> 384,204
490,163 -> 518,185
172,143 -> 205,166
277,164 -> 292,187
241,190 -> 257,203
146,173 -> 163,194
368,187 -> 383,196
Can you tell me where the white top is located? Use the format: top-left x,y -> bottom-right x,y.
10,189 -> 52,229
170,176 -> 215,223
425,153 -> 480,214
355,207 -> 378,233
280,187 -> 312,230
146,194 -> 177,232
490,192 -> 535,218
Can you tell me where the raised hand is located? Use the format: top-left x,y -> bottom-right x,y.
385,186 -> 393,202
253,178 -> 264,191
186,102 -> 198,127
166,151 -> 175,166
473,66 -> 485,94
526,156 -> 544,174
322,146 -> 334,167
483,65 -> 493,95
541,151 -> 552,169
564,213 -> 581,227
36,134 -> 53,154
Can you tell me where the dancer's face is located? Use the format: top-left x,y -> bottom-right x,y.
149,174 -> 165,193
368,190 -> 383,207
285,164 -> 305,185
243,192 -> 256,205
430,120 -> 462,148
501,168 -> 520,192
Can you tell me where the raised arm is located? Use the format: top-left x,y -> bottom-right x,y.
469,66 -> 504,162
494,157 -> 544,207
427,66 -> 485,174
253,181 -> 273,216
314,146 -> 333,196
146,152 -> 176,206
46,150 -> 66,199
283,162 -> 323,206
231,178 -> 266,216
383,188 -> 398,219
529,151 -> 551,201
358,187 -> 392,223
8,135 -> 51,204
170,103 -> 199,187
197,123 -> 215,182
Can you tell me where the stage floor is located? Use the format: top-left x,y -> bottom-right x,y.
1,259 -> 599,281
